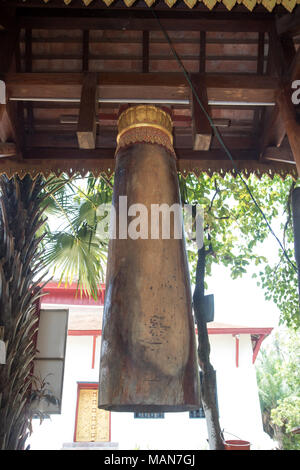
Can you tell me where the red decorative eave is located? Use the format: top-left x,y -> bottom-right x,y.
42,282 -> 105,306
41,284 -> 273,364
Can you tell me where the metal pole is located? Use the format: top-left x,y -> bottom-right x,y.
8,97 -> 276,106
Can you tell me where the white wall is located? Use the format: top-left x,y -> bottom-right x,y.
209,334 -> 268,448
28,307 -> 271,450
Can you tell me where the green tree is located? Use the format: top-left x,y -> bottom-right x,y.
256,329 -> 300,450
179,172 -> 299,329
39,171 -> 300,450
42,171 -> 300,330
0,175 -> 50,449
1,170 -> 299,449
41,174 -> 113,298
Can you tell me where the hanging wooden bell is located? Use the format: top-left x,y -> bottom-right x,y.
98,105 -> 201,412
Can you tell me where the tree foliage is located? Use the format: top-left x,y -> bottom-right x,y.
41,171 -> 300,329
180,172 -> 300,329
256,329 -> 300,449
41,174 -> 113,299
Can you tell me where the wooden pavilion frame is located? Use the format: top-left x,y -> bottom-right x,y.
0,2 -> 300,179
1,2 -> 300,450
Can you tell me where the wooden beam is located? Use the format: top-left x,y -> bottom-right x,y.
18,12 -> 272,33
0,29 -> 24,159
0,150 -> 295,180
276,84 -> 300,175
3,72 -> 279,104
260,105 -> 286,153
76,73 -> 98,150
281,34 -> 297,72
59,114 -> 231,129
276,6 -> 300,36
290,46 -> 300,81
26,130 -> 257,151
268,24 -> 285,78
0,142 -> 16,158
0,30 -> 19,73
0,102 -> 16,143
82,30 -> 89,73
257,32 -> 265,75
260,26 -> 298,158
142,31 -> 149,74
199,31 -> 206,73
190,74 -> 212,151
262,145 -> 295,164
23,147 -> 258,162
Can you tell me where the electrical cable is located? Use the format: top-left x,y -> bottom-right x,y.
151,9 -> 297,272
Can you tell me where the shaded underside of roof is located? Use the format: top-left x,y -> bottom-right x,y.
11,0 -> 300,13
0,4 -> 299,178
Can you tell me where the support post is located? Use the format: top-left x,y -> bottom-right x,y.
190,74 -> 212,151
276,83 -> 300,174
260,25 -> 285,158
0,28 -> 22,159
76,72 -> 98,149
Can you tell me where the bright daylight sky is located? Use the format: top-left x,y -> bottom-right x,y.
205,230 -> 282,329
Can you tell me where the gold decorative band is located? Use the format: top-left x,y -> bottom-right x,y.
116,126 -> 176,158
117,105 -> 174,147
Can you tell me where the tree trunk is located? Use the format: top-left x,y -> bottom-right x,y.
193,246 -> 224,450
0,175 -> 46,450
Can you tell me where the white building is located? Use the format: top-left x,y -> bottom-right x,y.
28,282 -> 273,451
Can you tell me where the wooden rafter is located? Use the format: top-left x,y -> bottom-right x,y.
76,72 -> 98,150
17,11 -> 273,33
260,27 -> 299,162
0,29 -> 24,160
191,74 -> 212,151
142,31 -> 149,74
2,72 -> 279,103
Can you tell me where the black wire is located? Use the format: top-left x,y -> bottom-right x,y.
151,9 -> 297,273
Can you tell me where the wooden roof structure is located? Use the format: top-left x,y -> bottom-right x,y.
0,2 -> 300,178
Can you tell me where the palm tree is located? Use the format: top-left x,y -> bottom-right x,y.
0,172 -> 104,449
40,174 -> 113,298
0,174 -> 47,449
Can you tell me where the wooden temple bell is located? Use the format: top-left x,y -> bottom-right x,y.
98,105 -> 201,412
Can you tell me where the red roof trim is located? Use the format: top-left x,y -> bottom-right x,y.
44,283 -> 273,363
41,282 -> 105,306
68,329 -> 101,336
200,326 -> 273,336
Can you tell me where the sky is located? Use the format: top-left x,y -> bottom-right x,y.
204,224 -> 283,329
206,263 -> 280,328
